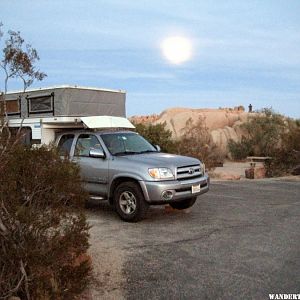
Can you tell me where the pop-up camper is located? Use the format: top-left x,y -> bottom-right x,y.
3,85 -> 127,145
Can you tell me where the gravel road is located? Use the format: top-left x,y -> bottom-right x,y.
85,178 -> 300,300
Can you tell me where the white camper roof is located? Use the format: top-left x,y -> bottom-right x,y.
6,85 -> 126,95
81,116 -> 135,129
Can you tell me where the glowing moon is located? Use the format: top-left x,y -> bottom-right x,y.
161,36 -> 193,64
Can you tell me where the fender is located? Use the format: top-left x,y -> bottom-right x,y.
108,173 -> 147,199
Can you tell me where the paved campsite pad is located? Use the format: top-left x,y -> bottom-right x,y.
86,179 -> 300,299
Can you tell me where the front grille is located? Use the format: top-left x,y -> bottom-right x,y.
176,164 -> 203,181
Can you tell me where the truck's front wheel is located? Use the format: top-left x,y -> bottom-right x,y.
114,182 -> 149,222
169,197 -> 197,210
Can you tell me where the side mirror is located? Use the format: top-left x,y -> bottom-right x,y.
89,148 -> 105,158
155,145 -> 161,152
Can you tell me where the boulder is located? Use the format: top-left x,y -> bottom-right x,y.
211,126 -> 241,154
130,106 -> 252,156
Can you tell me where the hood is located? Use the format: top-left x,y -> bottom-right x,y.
115,152 -> 200,168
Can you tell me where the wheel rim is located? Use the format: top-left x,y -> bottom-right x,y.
119,191 -> 137,215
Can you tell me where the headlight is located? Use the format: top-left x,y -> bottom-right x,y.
148,168 -> 174,180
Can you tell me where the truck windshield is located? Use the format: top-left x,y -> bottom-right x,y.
100,132 -> 157,156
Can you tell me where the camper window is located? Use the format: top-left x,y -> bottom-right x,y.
28,95 -> 53,114
6,99 -> 20,116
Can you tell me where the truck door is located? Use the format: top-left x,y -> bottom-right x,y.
73,133 -> 109,197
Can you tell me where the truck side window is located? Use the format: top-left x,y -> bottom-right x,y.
75,134 -> 102,157
58,134 -> 74,156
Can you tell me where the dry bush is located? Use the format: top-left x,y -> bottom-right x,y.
228,109 -> 300,176
228,137 -> 254,160
228,109 -> 285,159
134,121 -> 178,153
177,117 -> 225,169
0,137 -> 91,299
265,118 -> 300,176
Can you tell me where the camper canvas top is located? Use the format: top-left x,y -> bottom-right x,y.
3,85 -> 126,119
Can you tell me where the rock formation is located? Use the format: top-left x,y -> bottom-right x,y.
130,106 -> 250,156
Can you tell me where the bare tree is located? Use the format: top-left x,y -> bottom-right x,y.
0,23 -> 47,122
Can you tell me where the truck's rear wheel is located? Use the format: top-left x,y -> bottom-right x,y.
114,181 -> 149,222
169,197 -> 197,210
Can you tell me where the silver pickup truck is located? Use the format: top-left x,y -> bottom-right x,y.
57,130 -> 209,222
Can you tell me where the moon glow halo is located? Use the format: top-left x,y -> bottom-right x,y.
161,36 -> 193,64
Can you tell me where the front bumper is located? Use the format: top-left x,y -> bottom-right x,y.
139,174 -> 210,204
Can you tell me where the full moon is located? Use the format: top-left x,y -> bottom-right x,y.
161,36 -> 193,64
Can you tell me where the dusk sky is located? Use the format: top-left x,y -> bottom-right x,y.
1,0 -> 300,118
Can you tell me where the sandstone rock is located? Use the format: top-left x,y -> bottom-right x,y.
211,126 -> 241,154
155,108 -> 249,135
131,106 -> 252,156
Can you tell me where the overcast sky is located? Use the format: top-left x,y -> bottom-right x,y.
1,0 -> 300,118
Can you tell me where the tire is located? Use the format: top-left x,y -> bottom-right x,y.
169,197 -> 197,210
114,181 -> 149,222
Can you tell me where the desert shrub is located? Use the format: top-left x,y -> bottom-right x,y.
228,136 -> 254,160
228,109 -> 300,175
229,109 -> 285,159
266,118 -> 300,176
244,108 -> 286,157
283,118 -> 300,152
134,121 -> 178,153
177,117 -> 225,169
0,139 -> 91,299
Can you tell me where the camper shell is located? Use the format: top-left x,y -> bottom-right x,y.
4,85 -> 127,144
